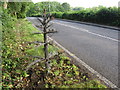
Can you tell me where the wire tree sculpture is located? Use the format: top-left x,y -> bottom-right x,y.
26,9 -> 57,76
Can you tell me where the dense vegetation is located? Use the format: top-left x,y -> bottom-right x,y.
27,1 -> 71,17
51,6 -> 120,27
4,2 -> 31,18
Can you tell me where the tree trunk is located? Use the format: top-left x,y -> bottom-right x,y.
3,0 -> 8,9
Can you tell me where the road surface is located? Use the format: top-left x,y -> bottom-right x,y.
27,17 -> 119,86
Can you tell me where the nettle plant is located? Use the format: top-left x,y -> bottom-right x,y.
26,9 -> 58,76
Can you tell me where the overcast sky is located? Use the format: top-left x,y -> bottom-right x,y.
32,0 -> 120,8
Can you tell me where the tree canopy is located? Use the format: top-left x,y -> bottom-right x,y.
26,1 -> 71,16
62,2 -> 71,12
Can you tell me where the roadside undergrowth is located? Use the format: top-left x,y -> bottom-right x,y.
2,13 -> 107,88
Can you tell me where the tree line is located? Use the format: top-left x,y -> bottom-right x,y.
26,1 -> 71,17
1,1 -> 31,18
26,1 -> 119,27
1,1 -> 71,18
1,1 -> 119,26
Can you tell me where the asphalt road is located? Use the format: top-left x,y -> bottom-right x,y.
27,17 -> 119,86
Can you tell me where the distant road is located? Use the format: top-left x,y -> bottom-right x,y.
27,17 -> 119,86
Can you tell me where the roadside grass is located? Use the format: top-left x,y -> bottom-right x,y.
2,17 -> 107,88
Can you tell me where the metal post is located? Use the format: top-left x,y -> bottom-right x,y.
43,9 -> 48,59
43,9 -> 49,74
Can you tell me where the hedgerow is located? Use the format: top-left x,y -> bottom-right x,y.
51,6 -> 120,27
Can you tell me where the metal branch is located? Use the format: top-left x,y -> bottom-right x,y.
46,24 -> 53,29
32,32 -> 43,35
47,30 -> 58,34
26,59 -> 44,71
34,44 -> 44,47
36,25 -> 43,28
28,41 -> 44,44
37,18 -> 44,25
46,29 -> 58,34
46,19 -> 51,25
48,40 -> 54,46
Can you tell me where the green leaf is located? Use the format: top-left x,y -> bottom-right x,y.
54,70 -> 59,76
22,72 -> 29,77
15,70 -> 21,74
66,73 -> 72,77
75,71 -> 79,76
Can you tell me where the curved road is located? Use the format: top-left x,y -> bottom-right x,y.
27,17 -> 119,86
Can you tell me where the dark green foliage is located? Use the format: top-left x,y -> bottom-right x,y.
72,7 -> 84,11
27,1 -> 71,17
17,2 -> 29,18
27,1 -> 64,16
62,2 -> 71,12
52,6 -> 119,27
96,7 -> 119,25
7,2 -> 30,18
51,12 -> 63,18
26,2 -> 36,17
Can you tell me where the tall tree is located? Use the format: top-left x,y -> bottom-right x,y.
62,2 -> 71,12
7,2 -> 30,18
7,2 -> 22,17
3,0 -> 8,9
26,2 -> 36,16
26,1 -> 65,16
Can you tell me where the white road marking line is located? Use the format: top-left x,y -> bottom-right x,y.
53,22 -> 119,42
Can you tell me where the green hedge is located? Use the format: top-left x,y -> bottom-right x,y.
51,12 -> 63,18
51,7 -> 120,27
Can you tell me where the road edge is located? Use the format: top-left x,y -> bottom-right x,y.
56,18 -> 120,31
28,18 -> 118,88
